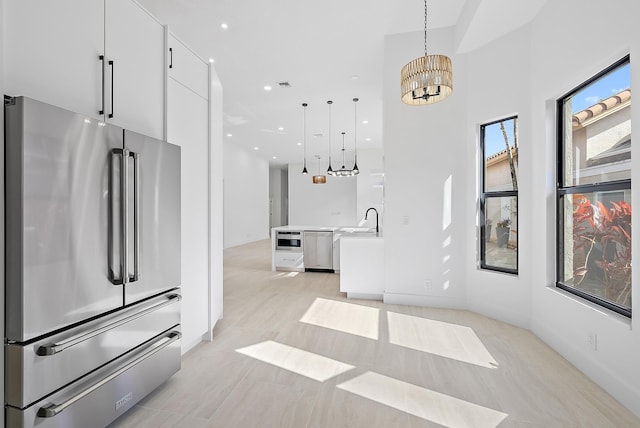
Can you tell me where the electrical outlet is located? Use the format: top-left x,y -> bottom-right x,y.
587,332 -> 598,351
424,279 -> 432,290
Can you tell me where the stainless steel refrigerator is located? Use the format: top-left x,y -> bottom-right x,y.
4,96 -> 182,427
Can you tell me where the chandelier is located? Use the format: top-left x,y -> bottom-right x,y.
400,0 -> 452,105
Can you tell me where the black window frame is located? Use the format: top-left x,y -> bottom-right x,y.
479,116 -> 519,275
555,55 -> 631,318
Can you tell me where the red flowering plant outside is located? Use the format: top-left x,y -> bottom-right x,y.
572,196 -> 632,308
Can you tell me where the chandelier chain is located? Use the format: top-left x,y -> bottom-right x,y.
424,0 -> 428,57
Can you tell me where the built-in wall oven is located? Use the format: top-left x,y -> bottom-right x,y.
276,231 -> 303,251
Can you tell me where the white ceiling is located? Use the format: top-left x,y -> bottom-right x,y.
138,0 -> 545,167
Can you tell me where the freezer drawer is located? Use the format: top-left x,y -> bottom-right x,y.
6,327 -> 181,428
5,291 -> 181,409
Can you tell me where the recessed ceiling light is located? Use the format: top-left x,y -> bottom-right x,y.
297,142 -> 302,146
366,138 -> 372,141
209,58 -> 215,63
253,146 -> 259,151
220,23 -> 228,30
278,127 -> 284,131
264,85 -> 272,91
226,133 -> 232,137
272,156 -> 277,159
362,120 -> 369,124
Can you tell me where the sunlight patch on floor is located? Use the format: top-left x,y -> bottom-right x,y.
387,311 -> 498,368
300,297 -> 379,340
236,340 -> 355,382
337,372 -> 508,427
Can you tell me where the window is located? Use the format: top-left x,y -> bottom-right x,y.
557,56 -> 631,317
480,116 -> 518,274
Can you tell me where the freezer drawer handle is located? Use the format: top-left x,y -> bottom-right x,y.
36,294 -> 181,356
37,330 -> 181,418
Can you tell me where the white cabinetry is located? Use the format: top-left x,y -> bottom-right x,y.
274,251 -> 305,271
166,33 -> 210,352
104,0 -> 164,139
3,0 -> 164,139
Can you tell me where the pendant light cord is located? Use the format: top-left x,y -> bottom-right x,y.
303,103 -> 307,166
424,0 -> 428,57
353,98 -> 358,163
327,101 -> 333,169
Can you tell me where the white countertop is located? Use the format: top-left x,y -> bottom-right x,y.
272,225 -> 377,234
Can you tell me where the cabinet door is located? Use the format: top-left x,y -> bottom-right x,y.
104,0 -> 165,140
167,78 -> 209,351
3,0 -> 104,119
168,34 -> 209,99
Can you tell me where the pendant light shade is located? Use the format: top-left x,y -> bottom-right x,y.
400,0 -> 452,105
312,155 -> 327,184
301,103 -> 308,174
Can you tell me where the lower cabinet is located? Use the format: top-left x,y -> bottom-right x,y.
274,251 -> 304,272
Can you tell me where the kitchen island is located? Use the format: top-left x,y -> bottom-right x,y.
271,226 -> 376,273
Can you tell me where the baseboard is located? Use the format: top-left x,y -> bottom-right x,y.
383,292 -> 466,309
468,301 -> 531,330
346,292 -> 383,300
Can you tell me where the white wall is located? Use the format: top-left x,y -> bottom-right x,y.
223,142 -> 270,247
383,0 -> 640,418
288,162 -> 357,226
382,28 -> 467,309
527,0 -> 640,417
463,24 -> 532,329
355,148 -> 384,229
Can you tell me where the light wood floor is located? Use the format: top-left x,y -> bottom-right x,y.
111,239 -> 640,427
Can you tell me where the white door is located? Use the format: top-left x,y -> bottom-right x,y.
104,0 -> 165,140
3,0 -> 104,119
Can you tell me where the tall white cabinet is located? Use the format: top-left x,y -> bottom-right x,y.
167,33 -> 211,352
3,0 -> 164,140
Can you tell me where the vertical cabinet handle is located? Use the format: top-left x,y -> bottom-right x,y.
108,60 -> 115,118
99,55 -> 105,115
169,47 -> 173,69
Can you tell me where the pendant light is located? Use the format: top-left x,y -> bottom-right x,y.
301,102 -> 308,174
352,97 -> 359,175
326,100 -> 334,175
312,155 -> 327,184
400,0 -> 452,105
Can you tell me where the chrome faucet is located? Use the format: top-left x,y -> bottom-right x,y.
365,207 -> 379,234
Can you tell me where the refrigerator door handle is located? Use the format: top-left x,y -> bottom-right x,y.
130,151 -> 140,282
36,294 -> 181,356
37,330 -> 182,418
121,144 -> 130,285
108,148 -> 127,285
